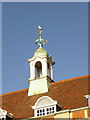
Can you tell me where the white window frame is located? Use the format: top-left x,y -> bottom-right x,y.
32,96 -> 57,117
35,105 -> 56,117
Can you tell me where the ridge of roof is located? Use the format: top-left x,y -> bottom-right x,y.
51,74 -> 89,85
1,74 -> 89,96
0,88 -> 28,96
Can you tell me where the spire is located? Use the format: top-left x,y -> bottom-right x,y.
35,26 -> 47,48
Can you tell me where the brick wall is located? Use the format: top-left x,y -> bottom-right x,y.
87,109 -> 90,117
72,110 -> 85,119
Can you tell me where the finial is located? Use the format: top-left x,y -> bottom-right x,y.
35,26 -> 47,48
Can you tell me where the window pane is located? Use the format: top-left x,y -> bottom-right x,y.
40,109 -> 42,112
52,107 -> 54,110
47,112 -> 49,114
37,110 -> 39,113
52,111 -> 54,113
43,113 -> 45,115
37,114 -> 39,116
47,108 -> 49,111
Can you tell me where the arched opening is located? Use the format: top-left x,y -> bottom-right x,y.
35,61 -> 42,78
47,63 -> 50,78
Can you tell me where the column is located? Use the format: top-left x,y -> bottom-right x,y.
42,60 -> 47,76
30,61 -> 35,79
50,65 -> 53,80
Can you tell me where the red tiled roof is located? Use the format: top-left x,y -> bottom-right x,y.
0,75 -> 89,118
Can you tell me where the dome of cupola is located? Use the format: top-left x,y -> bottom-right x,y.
34,47 -> 48,56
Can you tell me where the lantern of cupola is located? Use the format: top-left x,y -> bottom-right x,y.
28,26 -> 55,96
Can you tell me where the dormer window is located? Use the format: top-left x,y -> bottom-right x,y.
32,96 -> 62,117
0,108 -> 14,120
0,108 -> 7,120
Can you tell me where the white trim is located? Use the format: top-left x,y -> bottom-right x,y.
21,106 -> 89,120
28,55 -> 47,62
70,106 -> 89,112
55,106 -> 89,114
84,95 -> 90,99
84,95 -> 90,107
28,76 -> 47,82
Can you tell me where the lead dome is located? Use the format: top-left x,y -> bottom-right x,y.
34,47 -> 48,56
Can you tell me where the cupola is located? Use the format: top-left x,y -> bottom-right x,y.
28,26 -> 55,96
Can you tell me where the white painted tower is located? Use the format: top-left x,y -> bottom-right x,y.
28,26 -> 55,96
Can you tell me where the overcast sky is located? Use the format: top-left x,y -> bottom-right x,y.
2,2 -> 88,94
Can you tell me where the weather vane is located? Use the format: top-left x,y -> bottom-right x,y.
35,26 -> 47,48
